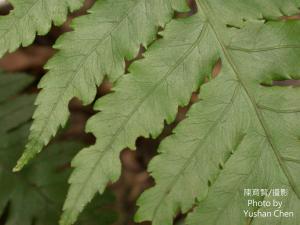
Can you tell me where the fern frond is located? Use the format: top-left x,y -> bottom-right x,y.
60,13 -> 210,225
0,0 -> 84,57
8,0 -> 300,224
15,0 -> 189,172
62,1 -> 300,224
136,1 -> 300,224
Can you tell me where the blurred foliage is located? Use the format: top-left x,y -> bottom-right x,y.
0,71 -> 117,225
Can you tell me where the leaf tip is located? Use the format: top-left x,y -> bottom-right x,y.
13,157 -> 27,172
59,211 -> 76,225
12,166 -> 21,173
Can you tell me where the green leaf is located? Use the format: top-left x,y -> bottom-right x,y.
62,1 -> 300,224
0,94 -> 36,133
136,1 -> 300,225
61,14 -> 216,225
0,0 -> 84,57
0,71 -> 33,103
15,0 -> 189,172
0,71 -> 35,133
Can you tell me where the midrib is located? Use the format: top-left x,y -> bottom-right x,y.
197,0 -> 300,198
